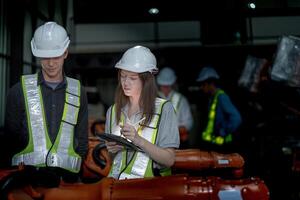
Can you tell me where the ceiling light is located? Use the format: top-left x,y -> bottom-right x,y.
148,8 -> 159,15
248,3 -> 256,9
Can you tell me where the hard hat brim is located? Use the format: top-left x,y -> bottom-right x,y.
196,77 -> 207,82
196,76 -> 219,82
31,40 -> 69,58
115,63 -> 157,73
157,78 -> 176,86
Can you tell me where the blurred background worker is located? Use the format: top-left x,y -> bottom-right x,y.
157,67 -> 194,149
86,86 -> 106,136
196,66 -> 242,153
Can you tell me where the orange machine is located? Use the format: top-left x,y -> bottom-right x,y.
82,137 -> 245,179
1,169 -> 269,200
0,137 -> 269,200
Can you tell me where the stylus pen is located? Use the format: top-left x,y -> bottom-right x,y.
121,117 -> 146,142
131,117 -> 146,126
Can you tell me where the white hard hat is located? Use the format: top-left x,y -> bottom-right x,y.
115,46 -> 158,73
31,22 -> 70,58
196,66 -> 220,82
157,67 -> 177,85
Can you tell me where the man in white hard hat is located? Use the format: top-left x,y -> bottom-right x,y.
4,22 -> 88,186
157,67 -> 194,149
196,66 -> 242,152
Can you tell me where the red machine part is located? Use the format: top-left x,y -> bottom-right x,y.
0,168 -> 19,180
179,126 -> 188,142
173,149 -> 245,178
82,137 -> 112,179
111,175 -> 269,200
6,175 -> 269,200
2,139 -> 268,200
174,149 -> 245,170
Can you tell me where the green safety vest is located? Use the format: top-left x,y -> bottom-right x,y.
202,89 -> 233,145
108,98 -> 171,179
12,74 -> 82,173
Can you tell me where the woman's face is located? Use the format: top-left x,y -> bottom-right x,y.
120,70 -> 143,98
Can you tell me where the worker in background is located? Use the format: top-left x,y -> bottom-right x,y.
4,22 -> 88,187
196,66 -> 242,153
86,86 -> 106,136
156,67 -> 194,148
105,46 -> 180,179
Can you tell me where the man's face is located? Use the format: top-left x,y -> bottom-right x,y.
199,82 -> 210,94
40,51 -> 68,82
159,85 -> 172,96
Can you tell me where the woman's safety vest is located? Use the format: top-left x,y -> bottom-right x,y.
108,98 -> 167,179
202,89 -> 233,145
12,74 -> 82,173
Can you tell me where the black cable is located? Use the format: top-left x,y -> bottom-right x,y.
92,142 -> 107,169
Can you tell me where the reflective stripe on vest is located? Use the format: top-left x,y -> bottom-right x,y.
109,98 -> 167,179
170,92 -> 182,113
158,91 -> 182,113
202,89 -> 233,145
12,74 -> 82,172
108,105 -> 127,179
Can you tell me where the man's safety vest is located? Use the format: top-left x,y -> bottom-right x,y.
202,89 -> 233,145
12,74 -> 82,173
108,98 -> 170,179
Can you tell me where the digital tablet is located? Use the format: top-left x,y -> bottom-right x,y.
97,133 -> 143,152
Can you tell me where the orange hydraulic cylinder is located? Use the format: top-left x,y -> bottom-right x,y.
110,175 -> 269,200
174,149 -> 245,170
37,175 -> 269,200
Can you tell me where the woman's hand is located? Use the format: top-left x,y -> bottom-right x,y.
105,141 -> 123,154
121,123 -> 142,146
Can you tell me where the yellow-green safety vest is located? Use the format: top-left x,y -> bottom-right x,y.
202,89 -> 233,145
12,74 -> 82,173
108,97 -> 171,179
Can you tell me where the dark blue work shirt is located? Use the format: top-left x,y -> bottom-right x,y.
209,90 -> 242,137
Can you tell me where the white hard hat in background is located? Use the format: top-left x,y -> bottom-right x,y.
157,67 -> 177,85
31,22 -> 70,58
115,46 -> 158,73
196,66 -> 220,82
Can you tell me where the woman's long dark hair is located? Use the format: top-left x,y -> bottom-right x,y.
114,70 -> 157,127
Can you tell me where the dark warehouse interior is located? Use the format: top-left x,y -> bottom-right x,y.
0,0 -> 300,199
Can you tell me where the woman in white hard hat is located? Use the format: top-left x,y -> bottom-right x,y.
157,67 -> 194,149
105,46 -> 180,179
4,22 -> 88,186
